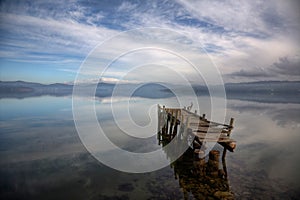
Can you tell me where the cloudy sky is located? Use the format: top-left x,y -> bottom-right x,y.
0,0 -> 299,84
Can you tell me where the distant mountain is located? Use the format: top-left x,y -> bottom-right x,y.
225,81 -> 300,104
193,81 -> 300,103
1,80 -> 299,103
0,80 -> 72,89
0,81 -> 174,99
225,81 -> 300,94
0,81 -> 73,98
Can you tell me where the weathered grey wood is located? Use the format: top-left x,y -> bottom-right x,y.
222,147 -> 228,179
190,126 -> 228,133
181,109 -> 232,128
157,105 -> 236,152
228,118 -> 234,135
218,141 -> 236,152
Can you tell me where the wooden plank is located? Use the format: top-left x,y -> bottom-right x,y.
218,141 -> 236,152
196,136 -> 235,142
160,105 -> 237,152
193,132 -> 229,137
180,109 -> 231,128
190,126 -> 227,132
196,138 -> 235,143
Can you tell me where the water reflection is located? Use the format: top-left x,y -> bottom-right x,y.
1,96 -> 300,199
158,126 -> 235,199
228,101 -> 300,128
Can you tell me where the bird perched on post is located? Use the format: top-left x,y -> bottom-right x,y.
187,102 -> 193,111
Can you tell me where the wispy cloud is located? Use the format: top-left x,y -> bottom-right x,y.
271,56 -> 300,76
228,68 -> 272,78
110,0 -> 300,82
0,3 -> 118,64
0,0 -> 299,83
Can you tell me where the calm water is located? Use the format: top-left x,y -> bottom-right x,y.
0,96 -> 300,199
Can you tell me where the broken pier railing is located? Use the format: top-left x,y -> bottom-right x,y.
157,104 -> 236,162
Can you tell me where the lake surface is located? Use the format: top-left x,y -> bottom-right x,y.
0,95 -> 300,199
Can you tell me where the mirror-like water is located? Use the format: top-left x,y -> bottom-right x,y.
0,96 -> 299,199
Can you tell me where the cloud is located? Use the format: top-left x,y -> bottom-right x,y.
117,1 -> 137,12
100,77 -> 140,84
176,0 -> 299,37
228,55 -> 300,80
111,0 -> 300,81
271,56 -> 300,76
229,68 -> 272,78
0,0 -> 299,83
0,2 -> 119,65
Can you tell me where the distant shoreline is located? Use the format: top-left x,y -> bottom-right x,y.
1,80 -> 300,104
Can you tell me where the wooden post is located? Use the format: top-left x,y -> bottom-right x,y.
175,110 -> 179,124
157,104 -> 161,134
158,132 -> 161,145
162,105 -> 166,134
194,149 -> 205,160
173,110 -> 179,137
222,147 -> 228,179
166,114 -> 169,135
228,118 -> 234,135
222,117 -> 231,178
186,116 -> 190,129
229,118 -> 234,127
209,150 -> 220,161
208,150 -> 220,178
183,116 -> 190,140
157,106 -> 161,143
222,147 -> 227,162
169,110 -> 174,136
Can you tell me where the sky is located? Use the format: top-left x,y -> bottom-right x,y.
0,0 -> 299,84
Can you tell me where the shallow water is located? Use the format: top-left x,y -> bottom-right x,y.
0,96 -> 299,199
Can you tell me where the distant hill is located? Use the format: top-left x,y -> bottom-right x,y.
224,81 -> 300,104
0,81 -> 73,98
0,81 -> 174,99
225,81 -> 300,94
1,80 -> 299,103
193,81 -> 300,103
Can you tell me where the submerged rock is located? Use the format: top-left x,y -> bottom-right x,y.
213,191 -> 234,200
118,183 -> 134,192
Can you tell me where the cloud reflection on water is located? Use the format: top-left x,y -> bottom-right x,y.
0,96 -> 299,199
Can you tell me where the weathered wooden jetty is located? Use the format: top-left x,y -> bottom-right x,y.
157,104 -> 236,161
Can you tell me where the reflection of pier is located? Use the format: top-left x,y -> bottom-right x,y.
157,105 -> 236,199
170,148 -> 234,200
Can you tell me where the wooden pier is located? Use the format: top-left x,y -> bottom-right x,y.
157,104 -> 236,159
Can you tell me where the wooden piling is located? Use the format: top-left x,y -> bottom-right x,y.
157,105 -> 236,156
157,104 -> 237,181
173,110 -> 179,137
228,118 -> 234,135
208,150 -> 220,178
209,150 -> 220,161
229,118 -> 234,127
194,149 -> 205,160
157,104 -> 161,134
169,110 -> 174,135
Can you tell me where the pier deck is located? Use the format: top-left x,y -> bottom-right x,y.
157,105 -> 236,152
